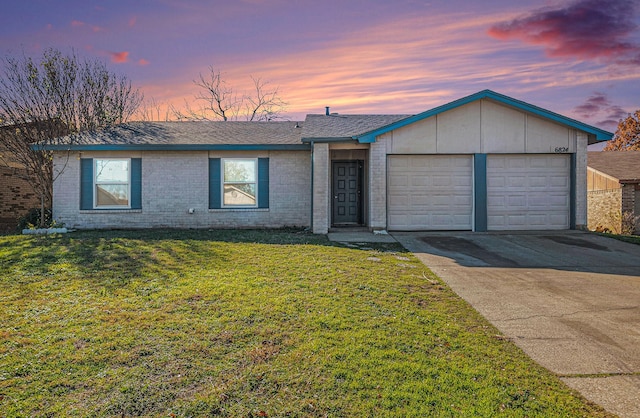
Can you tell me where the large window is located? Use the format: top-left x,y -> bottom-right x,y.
209,158 -> 268,209
222,158 -> 257,207
94,159 -> 130,208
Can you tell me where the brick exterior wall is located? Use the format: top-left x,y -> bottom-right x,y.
0,165 -> 40,231
312,143 -> 329,234
575,131 -> 588,229
368,137 -> 387,230
587,189 -> 622,233
53,150 -> 311,229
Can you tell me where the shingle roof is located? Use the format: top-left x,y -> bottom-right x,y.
301,114 -> 411,141
588,151 -> 640,183
50,121 -> 305,147
39,90 -> 614,150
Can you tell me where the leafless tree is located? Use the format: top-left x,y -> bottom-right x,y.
174,66 -> 287,121
135,97 -> 174,122
0,48 -> 142,226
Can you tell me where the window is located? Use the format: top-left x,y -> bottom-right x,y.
80,158 -> 141,210
222,158 -> 257,207
95,159 -> 131,207
209,158 -> 269,209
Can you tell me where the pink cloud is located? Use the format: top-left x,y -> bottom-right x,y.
138,58 -> 150,66
129,16 -> 137,28
109,51 -> 129,63
488,0 -> 640,64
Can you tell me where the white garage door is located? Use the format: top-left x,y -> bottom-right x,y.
487,154 -> 570,230
388,155 -> 473,230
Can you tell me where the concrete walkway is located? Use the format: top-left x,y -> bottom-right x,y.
393,231 -> 640,418
327,230 -> 397,243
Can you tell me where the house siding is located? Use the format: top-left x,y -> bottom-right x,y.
53,150 -> 310,229
382,100 -> 587,231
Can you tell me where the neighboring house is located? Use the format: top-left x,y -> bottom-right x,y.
587,151 -> 640,234
42,90 -> 612,233
0,126 -> 40,231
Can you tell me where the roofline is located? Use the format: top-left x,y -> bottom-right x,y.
301,137 -> 357,143
355,89 -> 614,143
33,144 -> 311,152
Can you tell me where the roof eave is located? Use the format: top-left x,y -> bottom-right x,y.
301,137 -> 358,143
33,143 -> 311,151
355,90 -> 614,143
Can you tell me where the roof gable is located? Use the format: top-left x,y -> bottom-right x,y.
355,90 -> 613,143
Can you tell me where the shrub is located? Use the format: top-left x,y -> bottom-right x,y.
17,208 -> 53,230
605,210 -> 640,235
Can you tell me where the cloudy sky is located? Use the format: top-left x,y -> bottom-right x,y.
1,0 -> 639,130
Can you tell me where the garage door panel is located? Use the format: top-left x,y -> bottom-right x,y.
388,155 -> 473,230
488,154 -> 570,230
388,174 -> 409,187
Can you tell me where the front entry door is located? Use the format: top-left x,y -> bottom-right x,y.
332,161 -> 363,225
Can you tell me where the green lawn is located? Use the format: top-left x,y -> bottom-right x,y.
595,231 -> 640,245
0,230 -> 610,417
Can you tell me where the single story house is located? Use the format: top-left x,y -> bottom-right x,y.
42,90 -> 612,234
587,151 -> 640,234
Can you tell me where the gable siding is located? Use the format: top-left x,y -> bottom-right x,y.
388,100 -> 574,155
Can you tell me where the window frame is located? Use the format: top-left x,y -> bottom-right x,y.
221,158 -> 259,208
93,158 -> 132,209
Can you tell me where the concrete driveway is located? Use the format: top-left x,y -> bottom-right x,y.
392,231 -> 640,418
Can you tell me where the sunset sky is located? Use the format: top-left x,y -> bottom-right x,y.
1,0 -> 639,130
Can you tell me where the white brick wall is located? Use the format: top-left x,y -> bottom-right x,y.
368,138 -> 387,230
575,131 -> 588,229
312,143 -> 329,234
53,150 -> 311,229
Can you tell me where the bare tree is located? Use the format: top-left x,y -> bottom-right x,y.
604,110 -> 640,151
135,97 -> 173,122
175,66 -> 287,121
0,48 -> 142,226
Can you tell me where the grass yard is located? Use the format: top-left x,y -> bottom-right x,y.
596,231 -> 640,246
0,229 -> 610,417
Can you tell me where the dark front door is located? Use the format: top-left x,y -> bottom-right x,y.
332,161 -> 363,225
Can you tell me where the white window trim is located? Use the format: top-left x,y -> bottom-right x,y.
94,158 -> 132,209
221,158 -> 258,208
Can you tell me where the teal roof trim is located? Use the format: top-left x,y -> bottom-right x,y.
34,144 -> 311,152
301,137 -> 356,143
356,90 -> 614,143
